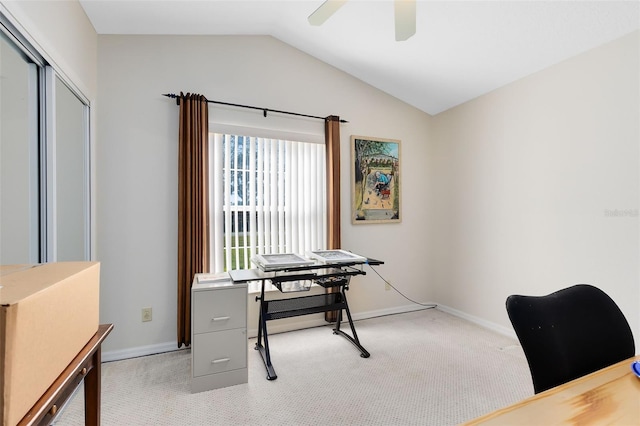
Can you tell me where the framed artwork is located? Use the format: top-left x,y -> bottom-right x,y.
351,135 -> 401,224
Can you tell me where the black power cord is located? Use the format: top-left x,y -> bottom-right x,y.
368,264 -> 437,309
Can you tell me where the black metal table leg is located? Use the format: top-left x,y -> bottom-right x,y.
332,286 -> 370,358
255,281 -> 277,380
255,321 -> 278,380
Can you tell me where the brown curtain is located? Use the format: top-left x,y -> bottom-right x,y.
324,115 -> 342,322
177,92 -> 210,347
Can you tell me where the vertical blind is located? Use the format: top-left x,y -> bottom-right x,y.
211,133 -> 327,271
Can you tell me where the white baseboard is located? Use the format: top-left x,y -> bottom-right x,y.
103,303 -> 515,362
352,303 -> 435,321
103,341 -> 186,363
247,303 -> 434,338
436,303 -> 517,340
247,316 -> 327,338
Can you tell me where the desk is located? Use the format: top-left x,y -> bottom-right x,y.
229,258 -> 382,380
18,324 -> 114,426
464,355 -> 640,425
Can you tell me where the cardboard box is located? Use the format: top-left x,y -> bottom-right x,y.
0,262 -> 100,426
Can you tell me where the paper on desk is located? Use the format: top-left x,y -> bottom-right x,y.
197,272 -> 230,283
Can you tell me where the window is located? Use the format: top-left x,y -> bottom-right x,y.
210,132 -> 327,271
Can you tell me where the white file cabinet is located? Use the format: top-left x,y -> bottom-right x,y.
191,275 -> 247,393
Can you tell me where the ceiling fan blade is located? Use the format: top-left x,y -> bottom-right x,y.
308,0 -> 348,26
394,0 -> 416,41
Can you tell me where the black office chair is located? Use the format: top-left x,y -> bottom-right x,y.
506,284 -> 635,394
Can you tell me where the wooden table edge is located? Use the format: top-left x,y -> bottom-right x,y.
18,323 -> 114,426
462,355 -> 640,425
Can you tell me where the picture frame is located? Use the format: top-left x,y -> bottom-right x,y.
351,135 -> 401,224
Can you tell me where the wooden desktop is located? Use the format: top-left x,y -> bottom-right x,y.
464,355 -> 640,425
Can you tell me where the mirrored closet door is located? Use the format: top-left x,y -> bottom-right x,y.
0,16 -> 91,264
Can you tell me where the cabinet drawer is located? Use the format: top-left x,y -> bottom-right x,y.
193,286 -> 246,333
193,329 -> 247,377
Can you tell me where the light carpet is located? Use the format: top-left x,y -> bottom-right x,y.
54,308 -> 533,425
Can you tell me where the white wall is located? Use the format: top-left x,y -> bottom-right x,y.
0,0 -> 97,98
96,35 -> 433,356
430,31 -> 639,348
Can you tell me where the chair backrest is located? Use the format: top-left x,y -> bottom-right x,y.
506,284 -> 635,394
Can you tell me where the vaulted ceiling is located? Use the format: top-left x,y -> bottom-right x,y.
79,0 -> 640,115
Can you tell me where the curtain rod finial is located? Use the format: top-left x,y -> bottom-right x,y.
163,93 -> 180,105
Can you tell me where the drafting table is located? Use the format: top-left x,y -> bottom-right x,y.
229,254 -> 383,380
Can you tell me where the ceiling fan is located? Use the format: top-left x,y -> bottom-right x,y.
308,0 -> 417,41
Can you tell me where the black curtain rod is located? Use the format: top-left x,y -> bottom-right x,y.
162,93 -> 348,123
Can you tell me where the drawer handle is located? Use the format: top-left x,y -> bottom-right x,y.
211,358 -> 230,364
212,316 -> 230,322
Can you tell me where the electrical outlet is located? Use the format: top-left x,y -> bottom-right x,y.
385,282 -> 391,291
142,307 -> 152,322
